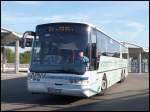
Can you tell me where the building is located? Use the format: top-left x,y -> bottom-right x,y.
1,27 -> 21,73
1,27 -> 32,73
121,42 -> 149,73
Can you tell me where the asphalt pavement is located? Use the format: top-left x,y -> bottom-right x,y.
1,72 -> 149,111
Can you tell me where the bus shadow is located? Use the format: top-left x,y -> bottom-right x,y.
56,90 -> 149,111
1,76 -> 82,106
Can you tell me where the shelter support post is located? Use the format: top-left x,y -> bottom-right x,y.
139,51 -> 142,73
127,48 -> 130,73
15,40 -> 19,73
1,47 -> 6,72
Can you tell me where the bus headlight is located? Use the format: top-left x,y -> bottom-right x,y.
70,79 -> 89,84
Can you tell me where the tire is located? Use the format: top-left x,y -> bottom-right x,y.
99,75 -> 107,96
118,70 -> 125,83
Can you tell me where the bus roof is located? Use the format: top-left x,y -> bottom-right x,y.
36,22 -> 94,27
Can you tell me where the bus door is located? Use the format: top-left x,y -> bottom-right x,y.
88,28 -> 100,91
89,29 -> 99,71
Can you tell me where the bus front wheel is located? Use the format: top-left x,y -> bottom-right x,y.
99,75 -> 107,96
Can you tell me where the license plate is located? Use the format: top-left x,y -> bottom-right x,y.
47,87 -> 61,94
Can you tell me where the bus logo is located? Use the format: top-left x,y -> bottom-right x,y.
30,72 -> 46,81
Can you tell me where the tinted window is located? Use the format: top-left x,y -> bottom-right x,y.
108,40 -> 120,58
97,30 -> 120,58
97,31 -> 108,56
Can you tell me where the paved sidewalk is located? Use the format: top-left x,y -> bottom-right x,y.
1,72 -> 27,80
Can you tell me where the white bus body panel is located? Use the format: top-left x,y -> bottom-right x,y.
27,56 -> 128,98
27,71 -> 101,98
98,56 -> 128,88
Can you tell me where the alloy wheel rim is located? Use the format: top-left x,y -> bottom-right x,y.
101,80 -> 106,90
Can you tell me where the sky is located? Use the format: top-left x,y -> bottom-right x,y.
1,1 -> 149,51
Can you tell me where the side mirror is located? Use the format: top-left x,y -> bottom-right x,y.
21,31 -> 35,48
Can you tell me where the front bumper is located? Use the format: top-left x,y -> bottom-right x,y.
27,81 -> 94,98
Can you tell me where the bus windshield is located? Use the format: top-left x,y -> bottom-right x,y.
30,23 -> 89,74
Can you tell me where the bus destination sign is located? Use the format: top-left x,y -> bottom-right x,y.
48,26 -> 74,32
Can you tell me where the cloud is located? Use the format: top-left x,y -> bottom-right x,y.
126,21 -> 144,32
41,14 -> 91,23
125,21 -> 145,42
50,16 -> 65,22
1,8 -> 147,46
14,1 -> 42,5
117,21 -> 145,41
103,20 -> 145,43
2,13 -> 88,24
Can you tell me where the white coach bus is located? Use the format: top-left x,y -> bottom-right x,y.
21,22 -> 128,98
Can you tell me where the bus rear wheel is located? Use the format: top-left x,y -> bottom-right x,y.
99,75 -> 107,96
119,70 -> 125,83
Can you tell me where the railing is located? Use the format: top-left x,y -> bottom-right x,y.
1,63 -> 29,71
129,62 -> 149,73
141,63 -> 149,73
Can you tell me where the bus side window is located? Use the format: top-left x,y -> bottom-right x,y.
91,43 -> 97,70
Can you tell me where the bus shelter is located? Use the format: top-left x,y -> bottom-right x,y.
121,42 -> 149,73
1,27 -> 21,73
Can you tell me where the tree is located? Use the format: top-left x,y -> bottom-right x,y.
6,48 -> 15,63
20,51 -> 31,64
5,48 -> 31,64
